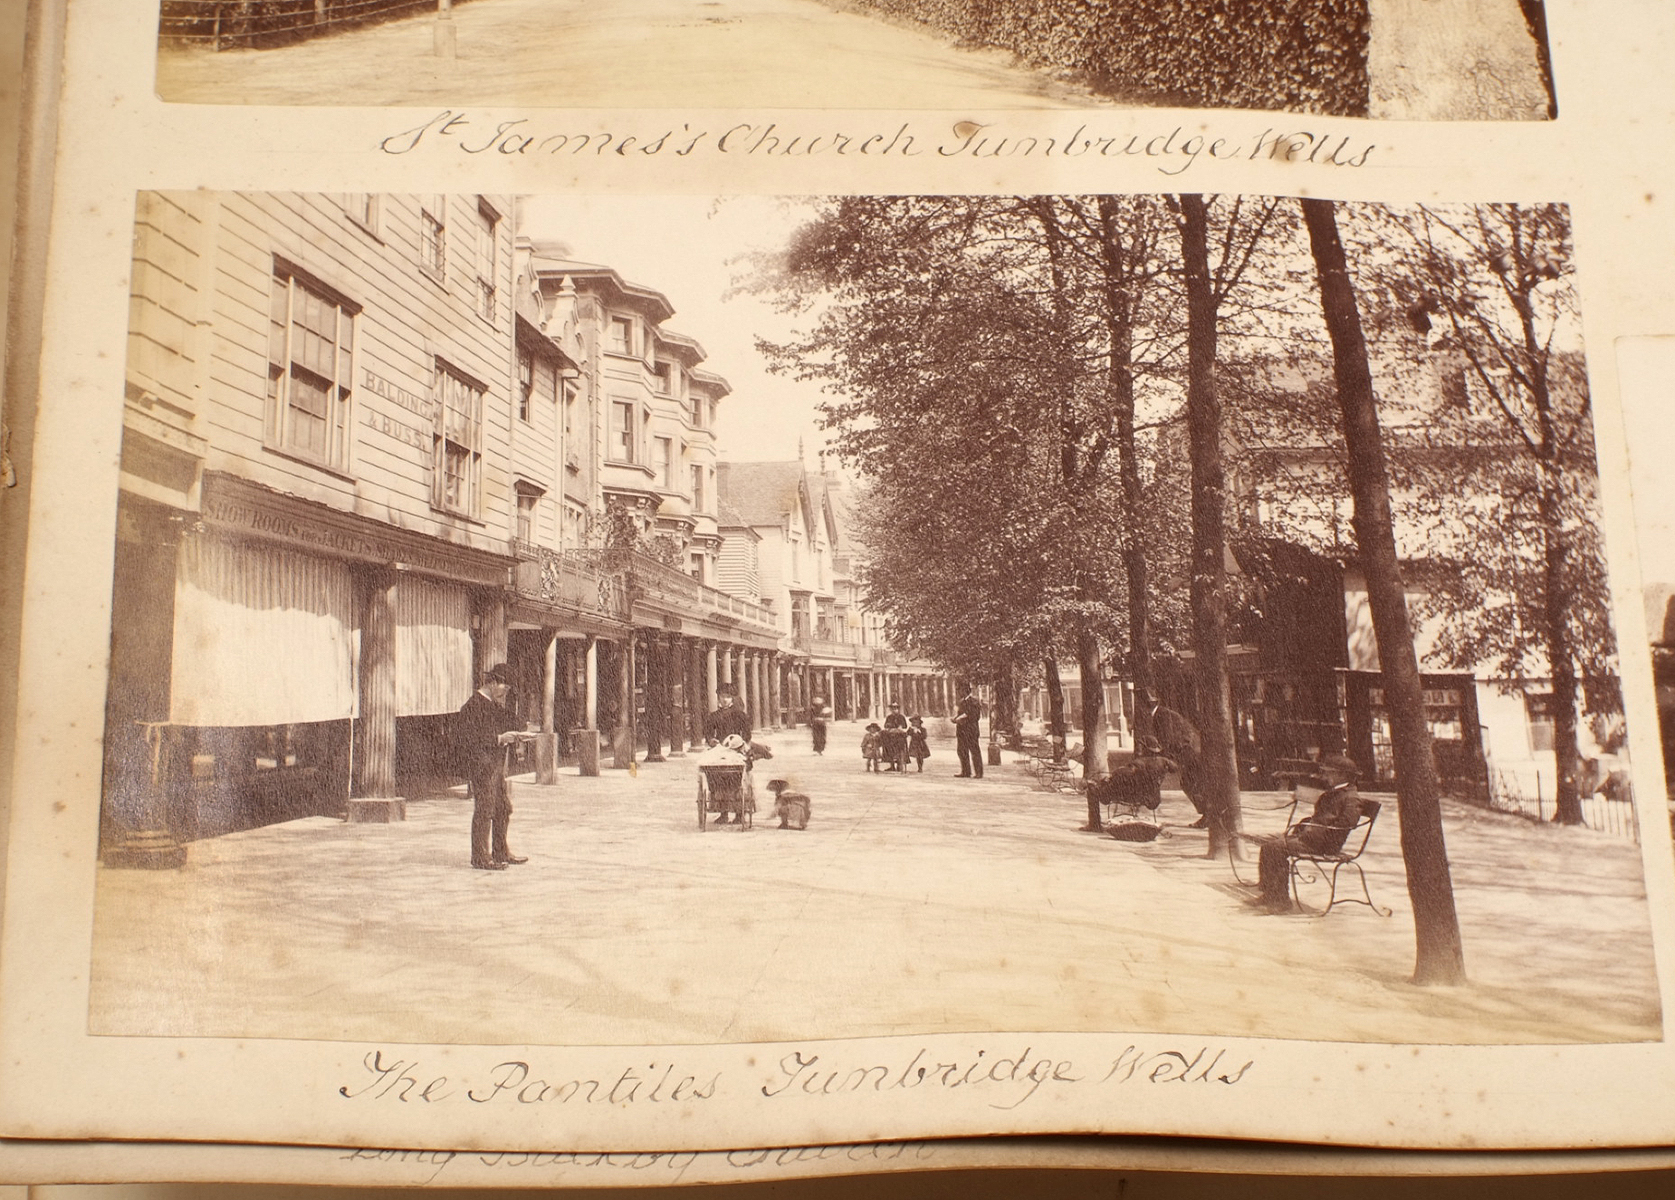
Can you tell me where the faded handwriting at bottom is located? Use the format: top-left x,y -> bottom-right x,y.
336,1143 -> 937,1181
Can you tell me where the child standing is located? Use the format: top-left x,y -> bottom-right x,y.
907,715 -> 930,772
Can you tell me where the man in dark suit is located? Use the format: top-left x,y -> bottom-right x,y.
1144,688 -> 1204,828
954,688 -> 983,779
455,663 -> 527,870
1254,754 -> 1364,912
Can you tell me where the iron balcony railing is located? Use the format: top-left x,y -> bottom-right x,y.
510,543 -> 779,632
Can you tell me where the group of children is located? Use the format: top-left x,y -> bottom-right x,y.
860,703 -> 931,772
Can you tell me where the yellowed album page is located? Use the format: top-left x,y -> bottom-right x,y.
4,0 -> 1675,1162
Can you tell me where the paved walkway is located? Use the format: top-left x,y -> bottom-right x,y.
155,0 -> 1108,108
89,721 -> 1661,1047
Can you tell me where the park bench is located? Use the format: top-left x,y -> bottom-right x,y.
1230,795 -> 1391,917
1025,755 -> 1084,794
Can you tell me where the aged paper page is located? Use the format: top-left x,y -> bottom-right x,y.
4,0 -> 1675,1160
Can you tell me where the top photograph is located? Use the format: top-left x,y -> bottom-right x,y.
153,0 -> 1558,117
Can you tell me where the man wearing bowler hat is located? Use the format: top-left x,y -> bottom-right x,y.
455,662 -> 528,870
1255,754 -> 1364,912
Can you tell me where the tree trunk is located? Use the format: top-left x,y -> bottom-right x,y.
1302,197 -> 1467,985
1515,265 -> 1585,825
1095,195 -> 1157,720
994,660 -> 1021,748
1176,194 -> 1242,859
1077,627 -> 1108,781
1044,656 -> 1068,762
1539,473 -> 1585,824
1078,628 -> 1109,832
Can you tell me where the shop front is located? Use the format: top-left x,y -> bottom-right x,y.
100,472 -> 516,858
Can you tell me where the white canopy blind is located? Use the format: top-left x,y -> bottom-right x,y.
170,535 -> 357,727
395,577 -> 473,717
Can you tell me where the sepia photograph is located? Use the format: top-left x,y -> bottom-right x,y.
149,0 -> 1558,118
89,189 -> 1659,1062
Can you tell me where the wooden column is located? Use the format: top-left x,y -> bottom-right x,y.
535,628 -> 560,785
584,635 -> 599,728
768,654 -> 782,729
614,636 -> 636,768
577,634 -> 602,777
476,592 -> 508,679
100,503 -> 188,869
643,632 -> 666,763
705,642 -> 719,711
689,639 -> 705,743
656,626 -> 676,750
350,566 -> 404,822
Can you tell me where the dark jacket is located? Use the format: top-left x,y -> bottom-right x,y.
455,690 -> 519,776
704,704 -> 752,744
1288,781 -> 1363,854
1092,752 -> 1177,810
1148,704 -> 1200,761
954,697 -> 982,741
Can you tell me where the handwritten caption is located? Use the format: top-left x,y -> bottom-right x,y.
379,112 -> 1376,176
762,1043 -> 1254,1110
338,1042 -> 1252,1115
338,1050 -> 720,1108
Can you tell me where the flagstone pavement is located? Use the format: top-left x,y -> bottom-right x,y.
87,720 -> 1664,1049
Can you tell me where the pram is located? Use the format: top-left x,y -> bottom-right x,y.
694,736 -> 770,831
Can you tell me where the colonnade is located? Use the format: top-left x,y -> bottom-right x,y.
517,628 -> 959,780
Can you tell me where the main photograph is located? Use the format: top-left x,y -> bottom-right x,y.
92,191 -> 1660,1048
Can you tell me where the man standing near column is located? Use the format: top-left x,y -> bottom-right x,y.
954,687 -> 984,779
455,663 -> 528,870
1144,688 -> 1205,828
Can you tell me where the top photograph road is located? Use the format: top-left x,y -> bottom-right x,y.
153,0 -> 1556,119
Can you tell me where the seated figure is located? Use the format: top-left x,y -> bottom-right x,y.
1254,753 -> 1364,912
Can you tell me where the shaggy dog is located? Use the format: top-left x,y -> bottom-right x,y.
767,778 -> 811,830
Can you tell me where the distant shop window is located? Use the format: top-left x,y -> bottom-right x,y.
563,502 -> 589,550
654,436 -> 674,488
689,553 -> 706,584
475,200 -> 498,321
419,196 -> 446,281
562,379 -> 578,438
266,266 -> 355,472
432,361 -> 484,518
342,194 -> 379,236
607,315 -> 634,356
517,350 -> 534,422
518,346 -> 557,424
515,482 -> 543,545
611,400 -> 637,463
1526,692 -> 1557,754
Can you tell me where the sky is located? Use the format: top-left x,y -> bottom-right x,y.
518,194 -> 834,467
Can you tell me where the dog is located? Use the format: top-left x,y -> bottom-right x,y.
766,778 -> 811,830
860,722 -> 883,772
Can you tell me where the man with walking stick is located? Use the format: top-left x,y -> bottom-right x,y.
455,663 -> 530,870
